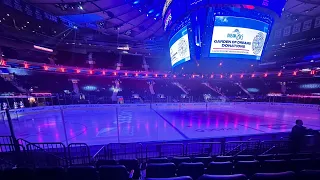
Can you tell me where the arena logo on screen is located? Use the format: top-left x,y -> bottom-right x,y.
227,29 -> 244,40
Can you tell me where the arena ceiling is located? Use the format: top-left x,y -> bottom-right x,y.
24,0 -> 165,41
280,0 -> 320,25
3,0 -> 320,56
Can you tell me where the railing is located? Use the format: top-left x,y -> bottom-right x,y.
185,142 -> 222,157
0,135 -> 319,168
92,145 -> 107,162
107,143 -> 143,162
146,143 -> 184,160
68,143 -> 91,165
26,142 -> 68,167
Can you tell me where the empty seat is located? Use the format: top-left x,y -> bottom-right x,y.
99,165 -> 129,180
35,167 -> 65,180
96,159 -> 118,168
146,177 -> 192,180
261,160 -> 289,173
214,156 -> 233,162
193,157 -> 213,167
274,154 -> 293,160
119,159 -> 140,179
177,162 -> 204,180
198,174 -> 247,180
234,160 -> 259,177
146,163 -> 176,178
148,158 -> 169,164
290,158 -> 313,172
207,162 -> 233,175
171,157 -> 191,166
250,171 -> 296,180
299,170 -> 320,180
67,166 -> 98,180
2,168 -> 34,180
313,158 -> 320,170
294,153 -> 313,159
256,154 -> 274,162
234,155 -> 254,162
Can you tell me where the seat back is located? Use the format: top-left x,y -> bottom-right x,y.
146,177 -> 192,180
251,171 -> 296,180
261,160 -> 289,173
235,155 -> 254,162
299,170 -> 320,180
67,166 -> 98,180
256,154 -> 274,162
207,161 -> 233,175
214,156 -> 233,162
234,160 -> 259,177
148,157 -> 169,164
2,168 -> 34,180
99,165 -> 129,180
96,159 -> 117,168
146,163 -> 176,178
35,167 -> 66,180
193,157 -> 213,167
171,157 -> 191,166
290,158 -> 312,172
198,174 -> 247,180
177,162 -> 204,180
118,159 -> 140,179
274,154 -> 293,160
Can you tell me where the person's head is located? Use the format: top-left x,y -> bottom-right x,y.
296,119 -> 303,126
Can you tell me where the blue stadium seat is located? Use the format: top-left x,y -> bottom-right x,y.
146,163 -> 176,178
290,158 -> 313,172
250,171 -> 296,180
148,157 -> 169,163
234,160 -> 260,177
299,170 -> 320,180
207,161 -> 233,175
261,160 -> 289,173
274,153 -> 293,161
294,153 -> 313,159
171,157 -> 191,166
2,168 -> 34,180
256,154 -> 274,162
96,159 -> 118,168
67,166 -> 98,180
146,177 -> 192,180
35,167 -> 66,180
99,165 -> 129,180
214,156 -> 233,162
313,158 -> 320,170
177,162 -> 204,180
119,159 -> 140,179
198,174 -> 247,180
234,155 -> 254,162
192,157 -> 213,167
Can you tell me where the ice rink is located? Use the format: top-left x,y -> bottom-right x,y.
1,103 -> 319,145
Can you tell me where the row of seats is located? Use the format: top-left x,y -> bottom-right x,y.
96,153 -> 320,168
146,171 -> 320,180
0,166 -> 129,180
145,158 -> 320,179
1,168 -> 320,180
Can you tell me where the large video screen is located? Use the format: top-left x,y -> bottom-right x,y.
169,26 -> 191,67
210,16 -> 270,60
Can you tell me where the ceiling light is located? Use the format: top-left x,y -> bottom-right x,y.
78,5 -> 83,10
27,21 -> 29,24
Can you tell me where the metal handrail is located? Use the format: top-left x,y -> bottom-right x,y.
92,145 -> 106,160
